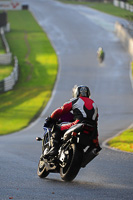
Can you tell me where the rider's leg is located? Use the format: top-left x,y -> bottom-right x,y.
90,126 -> 102,152
47,122 -> 76,156
46,120 -> 80,157
46,126 -> 62,156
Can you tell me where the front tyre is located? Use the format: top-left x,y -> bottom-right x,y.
37,159 -> 49,178
60,144 -> 83,182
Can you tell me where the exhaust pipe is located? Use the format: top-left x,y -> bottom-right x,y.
81,148 -> 101,168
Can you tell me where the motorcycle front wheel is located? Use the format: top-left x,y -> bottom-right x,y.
60,143 -> 83,182
37,159 -> 49,178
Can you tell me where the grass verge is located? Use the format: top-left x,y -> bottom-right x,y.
108,129 -> 133,153
0,38 -> 5,54
0,64 -> 13,80
0,10 -> 58,135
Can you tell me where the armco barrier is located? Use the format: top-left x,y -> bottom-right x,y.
115,21 -> 133,89
113,0 -> 133,12
0,28 -> 10,53
0,24 -> 19,93
115,21 -> 133,58
0,53 -> 12,65
0,56 -> 19,93
0,27 -> 12,65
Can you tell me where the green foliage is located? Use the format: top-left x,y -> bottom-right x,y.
127,0 -> 133,5
0,10 -> 58,135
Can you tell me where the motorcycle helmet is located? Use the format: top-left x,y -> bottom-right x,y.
74,85 -> 90,98
98,47 -> 103,51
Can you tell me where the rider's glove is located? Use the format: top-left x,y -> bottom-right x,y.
43,117 -> 57,128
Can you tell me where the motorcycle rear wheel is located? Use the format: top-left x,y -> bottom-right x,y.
37,159 -> 49,178
60,144 -> 83,182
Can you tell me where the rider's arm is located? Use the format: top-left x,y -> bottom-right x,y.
51,101 -> 72,120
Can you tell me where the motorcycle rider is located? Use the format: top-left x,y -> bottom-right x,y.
97,47 -> 104,62
44,85 -> 101,157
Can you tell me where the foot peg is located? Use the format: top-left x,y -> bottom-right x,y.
36,137 -> 42,141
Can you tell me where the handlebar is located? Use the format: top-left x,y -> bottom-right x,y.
43,126 -> 51,136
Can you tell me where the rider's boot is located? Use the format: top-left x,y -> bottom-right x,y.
91,141 -> 102,153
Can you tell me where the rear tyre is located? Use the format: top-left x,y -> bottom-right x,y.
37,159 -> 49,178
60,144 -> 83,182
